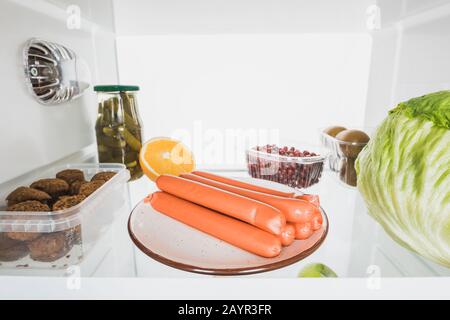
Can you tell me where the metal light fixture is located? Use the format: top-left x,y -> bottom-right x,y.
23,38 -> 91,105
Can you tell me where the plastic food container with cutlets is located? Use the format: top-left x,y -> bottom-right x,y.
0,163 -> 130,270
246,144 -> 327,190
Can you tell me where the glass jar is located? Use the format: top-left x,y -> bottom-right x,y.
93,85 -> 144,181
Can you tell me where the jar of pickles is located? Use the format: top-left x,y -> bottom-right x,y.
93,85 -> 144,181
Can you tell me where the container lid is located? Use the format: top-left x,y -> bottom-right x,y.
246,145 -> 328,164
94,85 -> 140,92
0,164 -> 130,232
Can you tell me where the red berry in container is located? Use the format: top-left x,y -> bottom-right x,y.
246,145 -> 325,189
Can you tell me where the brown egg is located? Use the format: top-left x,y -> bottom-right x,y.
323,126 -> 347,138
336,129 -> 370,158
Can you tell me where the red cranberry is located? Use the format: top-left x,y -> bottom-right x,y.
250,145 -> 323,188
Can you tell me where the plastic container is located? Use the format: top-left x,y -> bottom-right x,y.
246,144 -> 327,189
320,130 -> 342,172
320,127 -> 373,187
94,85 -> 144,181
0,164 -> 130,270
335,139 -> 369,187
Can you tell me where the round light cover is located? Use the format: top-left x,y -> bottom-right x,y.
23,38 -> 91,105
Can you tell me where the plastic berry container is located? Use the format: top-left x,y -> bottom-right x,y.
246,144 -> 327,189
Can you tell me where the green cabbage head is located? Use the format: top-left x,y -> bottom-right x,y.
356,91 -> 450,267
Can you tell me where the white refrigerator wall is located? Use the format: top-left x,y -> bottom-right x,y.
114,0 -> 373,170
1,1 -> 448,180
364,0 -> 450,126
352,0 -> 450,276
0,0 -> 118,184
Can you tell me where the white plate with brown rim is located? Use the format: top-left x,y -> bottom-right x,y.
128,177 -> 328,276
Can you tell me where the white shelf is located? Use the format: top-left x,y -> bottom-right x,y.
128,170 -> 450,278
1,169 -> 449,299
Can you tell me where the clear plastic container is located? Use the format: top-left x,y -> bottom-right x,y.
246,144 -> 327,189
335,140 -> 369,187
320,130 -> 342,172
0,164 -> 130,270
320,127 -> 373,187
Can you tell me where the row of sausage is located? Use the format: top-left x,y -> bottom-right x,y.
146,171 -> 323,258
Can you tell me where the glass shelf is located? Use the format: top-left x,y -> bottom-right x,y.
128,170 -> 450,278
1,166 -> 448,278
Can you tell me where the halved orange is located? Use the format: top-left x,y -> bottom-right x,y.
139,137 -> 195,181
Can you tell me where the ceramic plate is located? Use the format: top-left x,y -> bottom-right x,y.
128,178 -> 328,275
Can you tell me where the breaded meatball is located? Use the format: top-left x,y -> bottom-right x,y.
28,232 -> 71,262
7,200 -> 50,212
0,244 -> 29,262
52,195 -> 86,211
69,180 -> 88,195
0,234 -> 21,250
56,169 -> 85,185
91,171 -> 116,182
0,233 -> 29,262
5,232 -> 41,242
6,187 -> 51,206
30,179 -> 69,198
5,201 -> 50,241
79,180 -> 105,197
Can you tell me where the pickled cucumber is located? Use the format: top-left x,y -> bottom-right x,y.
98,134 -> 126,149
121,127 -> 142,152
102,127 -> 115,137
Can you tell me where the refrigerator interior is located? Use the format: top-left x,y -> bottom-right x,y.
0,0 -> 449,278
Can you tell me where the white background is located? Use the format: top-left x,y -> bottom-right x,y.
1,0 -> 449,176
116,34 -> 371,168
114,0 -> 373,169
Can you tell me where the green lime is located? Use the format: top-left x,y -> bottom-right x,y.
298,263 -> 338,278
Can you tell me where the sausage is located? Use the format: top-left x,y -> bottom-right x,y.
294,222 -> 314,240
156,175 -> 285,235
311,211 -> 323,231
295,194 -> 320,207
279,223 -> 295,246
181,173 -> 320,223
192,171 -> 295,198
149,192 -> 282,258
